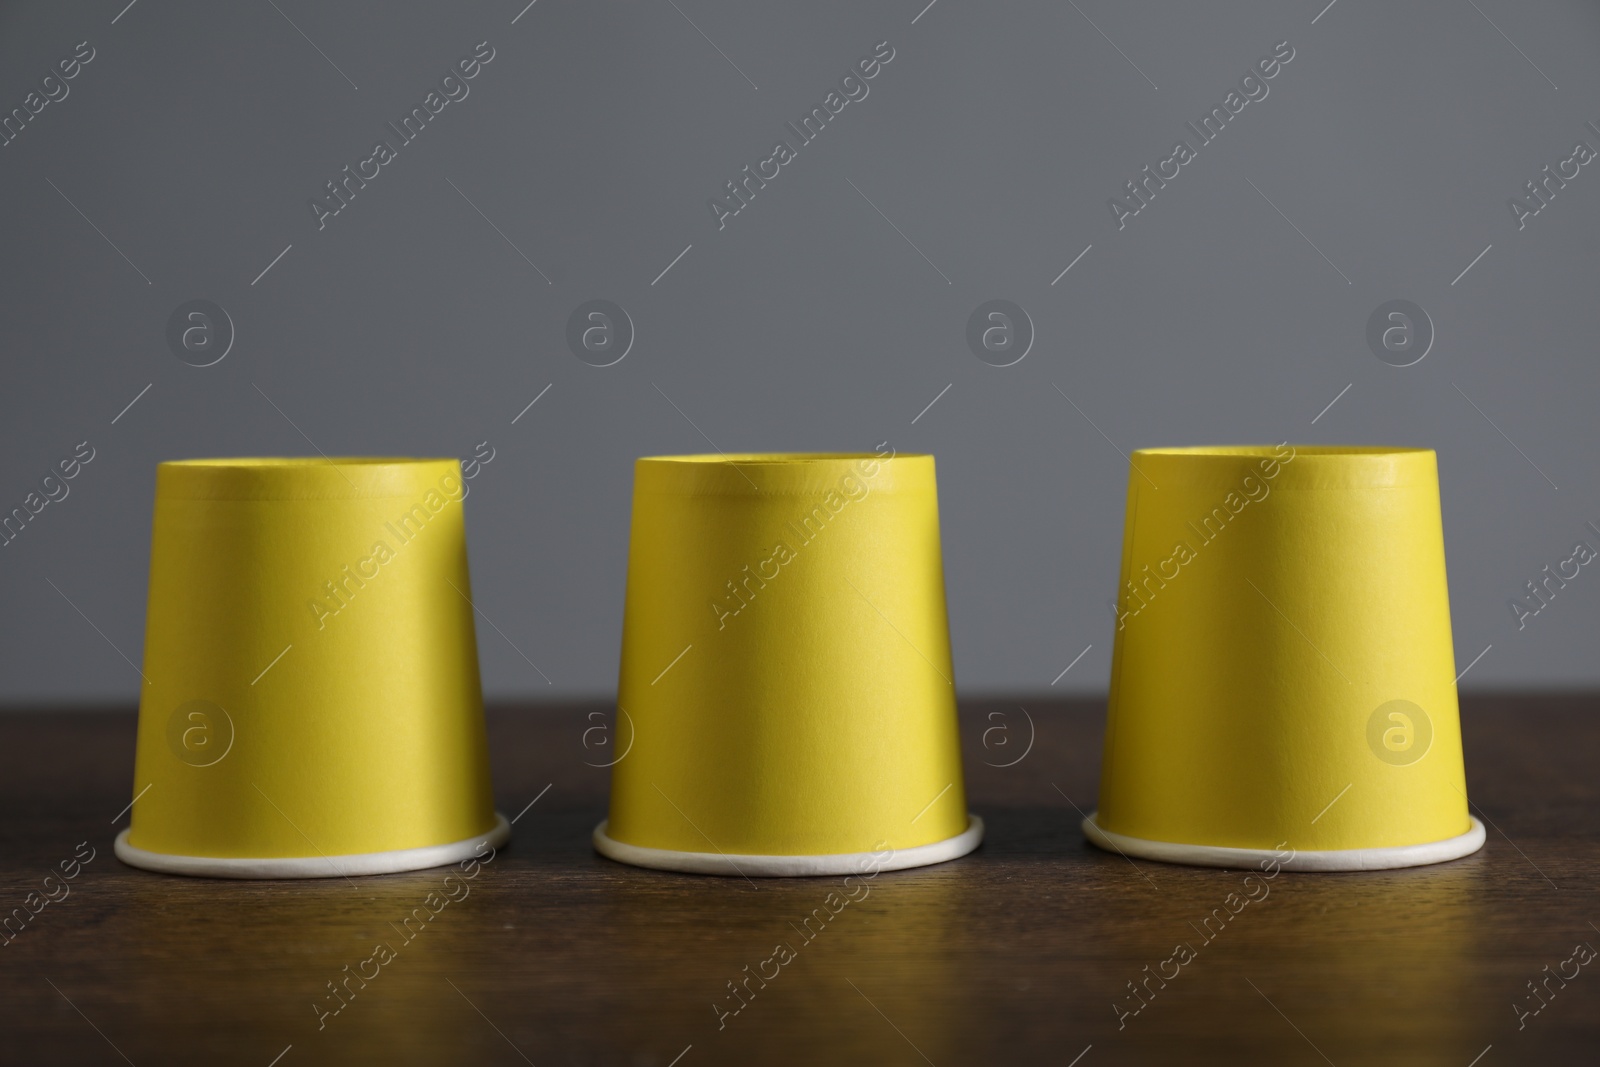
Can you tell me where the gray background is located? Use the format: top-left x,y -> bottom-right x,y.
2,0 -> 1597,705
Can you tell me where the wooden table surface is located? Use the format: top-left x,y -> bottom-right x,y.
1,695 -> 1596,1066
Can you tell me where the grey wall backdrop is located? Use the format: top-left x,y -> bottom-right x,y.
2,0 -> 1598,705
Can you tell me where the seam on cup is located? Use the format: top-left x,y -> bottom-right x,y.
155,459 -> 466,501
1129,446 -> 1437,491
633,453 -> 934,496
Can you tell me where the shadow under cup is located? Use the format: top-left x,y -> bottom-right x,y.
117,458 -> 507,879
1086,445 -> 1485,871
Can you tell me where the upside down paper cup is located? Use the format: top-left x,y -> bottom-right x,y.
1085,445 -> 1484,871
594,452 -> 982,876
116,458 -> 508,879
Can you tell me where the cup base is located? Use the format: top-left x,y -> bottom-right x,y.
1082,811 -> 1484,871
114,812 -> 511,880
593,814 -> 984,877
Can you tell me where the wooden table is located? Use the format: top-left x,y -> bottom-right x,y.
1,696 -> 1595,1065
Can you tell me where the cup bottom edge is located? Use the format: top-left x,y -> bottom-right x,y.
114,812 -> 511,880
1082,811 -> 1485,872
592,814 -> 985,877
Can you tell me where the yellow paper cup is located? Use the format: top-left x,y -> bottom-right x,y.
594,452 -> 982,876
116,458 -> 508,879
1085,445 -> 1484,871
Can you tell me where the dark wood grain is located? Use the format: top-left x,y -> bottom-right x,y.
1,695 -> 1596,1066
